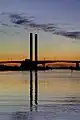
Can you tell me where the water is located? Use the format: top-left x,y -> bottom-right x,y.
0,70 -> 80,120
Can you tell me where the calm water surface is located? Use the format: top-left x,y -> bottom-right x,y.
0,70 -> 80,120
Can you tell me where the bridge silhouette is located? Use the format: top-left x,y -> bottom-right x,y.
0,60 -> 80,64
0,33 -> 80,111
0,34 -> 80,68
0,33 -> 80,68
0,59 -> 80,68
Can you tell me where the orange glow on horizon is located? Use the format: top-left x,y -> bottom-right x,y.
0,53 -> 80,61
0,53 -> 80,67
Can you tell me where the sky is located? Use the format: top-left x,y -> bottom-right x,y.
0,0 -> 80,60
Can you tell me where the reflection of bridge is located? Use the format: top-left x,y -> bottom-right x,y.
0,60 -> 80,68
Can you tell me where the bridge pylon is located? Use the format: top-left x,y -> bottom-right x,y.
76,62 -> 79,68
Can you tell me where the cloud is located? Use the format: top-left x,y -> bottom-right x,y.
56,31 -> 80,39
10,13 -> 34,26
9,13 -> 59,32
1,12 -> 80,39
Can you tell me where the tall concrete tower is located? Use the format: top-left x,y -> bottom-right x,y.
35,34 -> 38,63
30,33 -> 33,61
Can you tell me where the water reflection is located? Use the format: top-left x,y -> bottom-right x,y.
10,103 -> 80,120
12,111 -> 29,120
35,70 -> 38,112
30,70 -> 38,111
0,70 -> 80,120
30,70 -> 33,111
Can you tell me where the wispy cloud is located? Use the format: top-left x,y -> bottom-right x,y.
1,12 -> 80,39
56,31 -> 80,39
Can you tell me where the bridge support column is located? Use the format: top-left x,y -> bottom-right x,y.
30,33 -> 33,62
76,62 -> 79,68
42,63 -> 46,68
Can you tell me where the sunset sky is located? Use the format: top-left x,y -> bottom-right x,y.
0,0 -> 80,60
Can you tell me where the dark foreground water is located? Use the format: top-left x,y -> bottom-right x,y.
0,70 -> 80,120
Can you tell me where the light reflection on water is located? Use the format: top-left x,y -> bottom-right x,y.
0,70 -> 80,120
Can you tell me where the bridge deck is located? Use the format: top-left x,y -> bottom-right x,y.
0,60 -> 80,64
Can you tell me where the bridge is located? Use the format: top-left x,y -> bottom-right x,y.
0,60 -> 80,68
0,33 -> 80,110
0,32 -> 80,68
0,60 -> 80,63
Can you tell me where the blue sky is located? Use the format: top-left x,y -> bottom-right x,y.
0,0 -> 80,60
